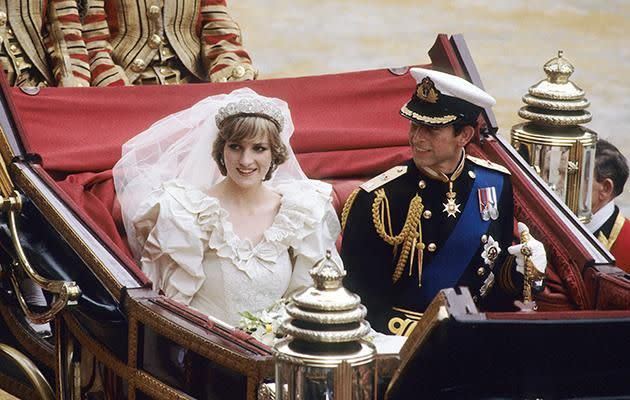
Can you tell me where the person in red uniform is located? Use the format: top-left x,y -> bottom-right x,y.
586,139 -> 630,273
79,0 -> 255,86
0,0 -> 89,87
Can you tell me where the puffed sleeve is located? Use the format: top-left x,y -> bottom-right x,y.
273,180 -> 344,294
133,180 -> 215,305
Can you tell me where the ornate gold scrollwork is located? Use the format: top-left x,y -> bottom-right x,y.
0,157 -> 81,324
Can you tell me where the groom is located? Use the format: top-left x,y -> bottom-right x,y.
341,68 -> 546,335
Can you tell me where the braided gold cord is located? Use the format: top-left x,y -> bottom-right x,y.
369,190 -> 424,283
372,189 -> 404,245
390,196 -> 424,283
341,188 -> 360,231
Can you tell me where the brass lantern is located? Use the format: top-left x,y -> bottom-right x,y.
274,251 -> 376,400
511,51 -> 597,222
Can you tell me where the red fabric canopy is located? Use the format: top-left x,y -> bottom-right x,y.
12,66 -> 419,177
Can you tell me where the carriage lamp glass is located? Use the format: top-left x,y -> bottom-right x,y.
510,51 -> 596,223
274,251 -> 376,400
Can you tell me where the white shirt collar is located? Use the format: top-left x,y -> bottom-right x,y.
586,201 -> 615,233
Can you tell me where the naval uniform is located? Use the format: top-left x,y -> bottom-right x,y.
341,155 -> 522,335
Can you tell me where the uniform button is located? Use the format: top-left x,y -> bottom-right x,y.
159,67 -> 167,75
149,5 -> 161,15
131,59 -> 146,72
477,267 -> 485,276
422,210 -> 432,219
481,234 -> 488,244
7,28 -> 13,35
418,180 -> 426,189
427,243 -> 436,252
9,44 -> 18,53
161,49 -> 169,56
231,64 -> 246,79
0,12 -> 7,25
148,34 -> 162,49
468,170 -> 476,179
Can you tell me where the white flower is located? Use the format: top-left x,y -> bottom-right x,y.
238,298 -> 289,346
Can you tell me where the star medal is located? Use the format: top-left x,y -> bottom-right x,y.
442,189 -> 461,218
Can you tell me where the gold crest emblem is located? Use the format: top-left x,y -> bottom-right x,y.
415,77 -> 439,104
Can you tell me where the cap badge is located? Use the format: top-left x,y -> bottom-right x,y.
416,77 -> 439,104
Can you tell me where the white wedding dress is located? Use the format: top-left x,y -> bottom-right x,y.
132,178 -> 343,326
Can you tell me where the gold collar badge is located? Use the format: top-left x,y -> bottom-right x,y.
416,77 -> 439,104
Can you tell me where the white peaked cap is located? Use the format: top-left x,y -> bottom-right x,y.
410,68 -> 496,108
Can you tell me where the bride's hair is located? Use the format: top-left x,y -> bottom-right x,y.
212,114 -> 289,180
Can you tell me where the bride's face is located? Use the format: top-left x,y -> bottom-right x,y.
223,132 -> 272,189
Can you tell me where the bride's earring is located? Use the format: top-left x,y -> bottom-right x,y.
219,154 -> 225,167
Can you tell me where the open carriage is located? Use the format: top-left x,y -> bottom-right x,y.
0,34 -> 629,399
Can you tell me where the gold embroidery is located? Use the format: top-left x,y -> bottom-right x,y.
606,212 -> 626,250
400,104 -> 457,124
111,0 -> 203,82
392,306 -> 424,317
416,77 -> 439,103
388,307 -> 423,336
388,317 -> 418,336
597,231 -> 609,249
341,188 -> 360,231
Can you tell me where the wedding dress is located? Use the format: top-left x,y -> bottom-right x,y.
113,88 -> 343,326
133,179 -> 341,326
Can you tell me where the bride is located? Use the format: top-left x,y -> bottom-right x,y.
113,88 -> 343,326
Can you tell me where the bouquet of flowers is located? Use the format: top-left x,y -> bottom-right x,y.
238,298 -> 289,346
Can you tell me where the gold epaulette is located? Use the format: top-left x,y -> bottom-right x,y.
360,166 -> 408,193
466,155 -> 511,175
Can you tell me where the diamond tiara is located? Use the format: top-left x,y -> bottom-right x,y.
215,98 -> 285,130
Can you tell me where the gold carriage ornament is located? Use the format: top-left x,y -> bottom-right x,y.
273,251 -> 376,400
511,51 -> 597,223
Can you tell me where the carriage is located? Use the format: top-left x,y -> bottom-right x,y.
0,34 -> 629,400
